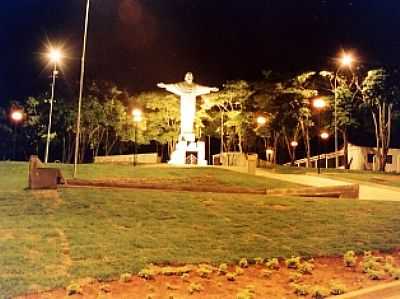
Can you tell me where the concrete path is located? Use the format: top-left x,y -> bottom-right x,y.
222,166 -> 400,201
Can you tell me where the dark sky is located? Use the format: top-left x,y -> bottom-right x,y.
1,0 -> 400,104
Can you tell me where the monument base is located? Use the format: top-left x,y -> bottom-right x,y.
168,141 -> 208,166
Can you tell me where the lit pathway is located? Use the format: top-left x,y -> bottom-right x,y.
221,166 -> 400,201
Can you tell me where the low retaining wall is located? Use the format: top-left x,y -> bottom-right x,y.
212,152 -> 248,167
268,184 -> 359,199
94,153 -> 159,164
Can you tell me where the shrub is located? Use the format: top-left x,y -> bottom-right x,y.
218,263 -> 228,275
310,286 -> 330,299
343,250 -> 357,267
265,258 -> 280,270
291,283 -> 309,296
239,258 -> 249,268
288,272 -> 303,283
66,283 -> 82,296
235,266 -> 244,275
181,273 -> 190,282
226,272 -> 237,281
197,265 -> 212,278
254,257 -> 264,265
390,268 -> 400,280
362,259 -> 381,273
329,281 -> 347,295
236,289 -> 254,299
187,282 -> 203,294
138,268 -> 155,280
285,256 -> 301,269
120,273 -> 132,283
366,268 -> 386,280
298,261 -> 314,275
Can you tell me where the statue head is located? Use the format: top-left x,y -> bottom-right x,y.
184,72 -> 194,84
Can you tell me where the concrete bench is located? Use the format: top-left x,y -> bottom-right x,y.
28,156 -> 65,190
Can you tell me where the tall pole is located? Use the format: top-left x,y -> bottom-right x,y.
13,124 -> 17,161
45,63 -> 57,164
317,111 -> 321,175
74,0 -> 90,177
134,123 -> 137,167
334,71 -> 338,169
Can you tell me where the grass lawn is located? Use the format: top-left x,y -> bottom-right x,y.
1,162 -> 400,297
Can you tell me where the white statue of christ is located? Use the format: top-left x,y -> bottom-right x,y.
158,72 -> 219,142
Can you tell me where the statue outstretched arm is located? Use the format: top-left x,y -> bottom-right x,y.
194,85 -> 219,96
157,82 -> 184,96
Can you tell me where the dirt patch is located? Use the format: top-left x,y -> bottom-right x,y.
15,250 -> 400,299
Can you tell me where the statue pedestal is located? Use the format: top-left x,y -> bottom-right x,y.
168,141 -> 207,166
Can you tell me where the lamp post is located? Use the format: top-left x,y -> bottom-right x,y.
334,52 -> 354,168
44,48 -> 63,164
256,115 -> 268,160
290,140 -> 298,165
313,98 -> 326,174
321,132 -> 330,169
10,109 -> 24,160
132,109 -> 142,167
74,0 -> 91,178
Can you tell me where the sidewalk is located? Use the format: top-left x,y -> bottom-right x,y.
222,166 -> 400,201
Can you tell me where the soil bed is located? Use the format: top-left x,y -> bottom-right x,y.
16,250 -> 400,299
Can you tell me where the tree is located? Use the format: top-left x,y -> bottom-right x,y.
319,70 -> 361,169
361,68 -> 400,171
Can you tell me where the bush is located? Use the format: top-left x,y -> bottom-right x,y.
285,256 -> 301,269
260,269 -> 273,279
66,283 -> 82,296
288,272 -> 303,283
291,283 -> 309,296
235,266 -> 244,275
236,289 -> 254,299
389,268 -> 400,280
218,263 -> 228,275
197,265 -> 213,278
310,286 -> 330,299
254,257 -> 264,265
298,261 -> 314,275
226,272 -> 237,281
265,258 -> 280,270
329,281 -> 347,295
343,250 -> 357,267
239,258 -> 249,268
187,282 -> 203,294
366,268 -> 386,280
138,268 -> 155,280
120,273 -> 132,283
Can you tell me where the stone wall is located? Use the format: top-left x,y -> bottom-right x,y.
94,153 -> 159,164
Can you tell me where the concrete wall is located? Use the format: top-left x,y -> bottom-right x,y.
212,152 -> 247,167
348,144 -> 400,172
94,153 -> 159,164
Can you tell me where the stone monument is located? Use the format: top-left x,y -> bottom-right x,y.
158,72 -> 219,165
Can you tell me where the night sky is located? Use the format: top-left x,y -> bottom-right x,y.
1,0 -> 400,104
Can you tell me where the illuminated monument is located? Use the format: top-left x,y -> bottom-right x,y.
158,72 -> 219,165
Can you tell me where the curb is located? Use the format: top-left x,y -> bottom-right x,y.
327,280 -> 400,299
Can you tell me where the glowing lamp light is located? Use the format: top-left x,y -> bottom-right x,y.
340,53 -> 353,67
132,108 -> 142,122
290,141 -> 298,147
11,110 -> 23,122
256,115 -> 267,126
266,148 -> 274,155
313,98 -> 326,109
321,132 -> 330,140
48,48 -> 63,64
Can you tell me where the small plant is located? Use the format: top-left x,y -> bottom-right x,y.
329,281 -> 347,295
187,282 -> 203,294
66,283 -> 82,296
265,258 -> 280,270
385,255 -> 395,266
288,272 -> 303,283
389,268 -> 400,280
239,258 -> 249,268
254,257 -> 264,265
226,272 -> 237,281
298,261 -> 314,275
181,273 -> 190,282
138,268 -> 155,280
291,283 -> 309,296
260,269 -> 273,279
120,273 -> 132,283
366,268 -> 386,280
362,259 -> 381,273
310,285 -> 330,299
285,256 -> 301,269
218,263 -> 228,275
343,250 -> 357,267
197,265 -> 213,278
100,284 -> 111,293
161,266 -> 178,276
235,266 -> 244,275
236,289 -> 254,299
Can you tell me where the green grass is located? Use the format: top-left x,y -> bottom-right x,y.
1,162 -> 400,297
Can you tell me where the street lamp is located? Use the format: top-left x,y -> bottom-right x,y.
313,97 -> 326,174
290,140 -> 298,165
256,115 -> 267,126
321,132 -> 330,169
10,109 -> 24,160
334,52 -> 354,168
132,108 -> 142,167
44,47 -> 63,164
256,115 -> 269,161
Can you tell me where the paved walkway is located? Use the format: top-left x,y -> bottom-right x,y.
222,166 -> 400,201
